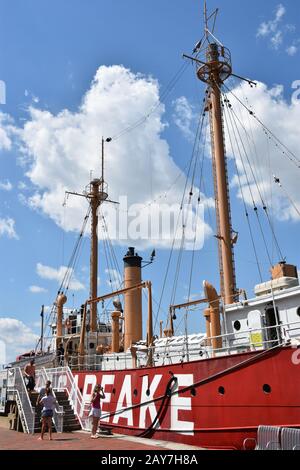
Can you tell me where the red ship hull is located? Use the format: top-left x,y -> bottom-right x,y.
74,346 -> 300,450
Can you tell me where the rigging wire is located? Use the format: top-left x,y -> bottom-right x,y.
61,206 -> 91,293
99,211 -> 123,310
221,90 -> 274,267
110,62 -> 191,142
186,113 -> 208,303
169,102 -> 208,310
153,96 -> 208,333
159,106 -> 209,362
273,176 -> 300,219
222,82 -> 300,169
229,100 -> 284,261
222,96 -> 263,281
220,85 -> 284,262
238,83 -> 269,205
40,205 -> 91,350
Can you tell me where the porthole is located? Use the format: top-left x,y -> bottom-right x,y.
297,307 -> 300,318
112,388 -> 116,395
263,384 -> 271,394
146,389 -> 150,397
234,321 -> 241,331
218,386 -> 225,395
133,389 -> 138,396
116,356 -> 119,361
191,388 -> 197,397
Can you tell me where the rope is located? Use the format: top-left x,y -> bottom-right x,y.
58,206 -> 91,294
111,62 -> 191,142
222,82 -> 300,168
222,97 -> 263,282
153,96 -> 208,333
221,88 -> 283,264
225,92 -> 284,261
222,91 -> 273,267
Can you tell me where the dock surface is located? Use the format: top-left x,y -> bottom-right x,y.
0,422 -> 204,451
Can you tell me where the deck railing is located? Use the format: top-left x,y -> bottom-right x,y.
60,319 -> 300,371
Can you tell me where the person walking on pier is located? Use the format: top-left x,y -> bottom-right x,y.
90,384 -> 105,438
36,380 -> 52,406
38,387 -> 57,440
56,343 -> 64,366
24,359 -> 36,394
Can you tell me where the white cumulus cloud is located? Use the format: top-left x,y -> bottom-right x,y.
0,112 -> 13,151
224,80 -> 300,222
0,180 -> 12,191
36,262 -> 85,291
16,65 -> 211,249
257,4 -> 299,55
286,45 -> 298,56
257,4 -> 286,40
0,318 -> 39,363
29,285 -> 48,294
0,217 -> 18,239
172,96 -> 196,142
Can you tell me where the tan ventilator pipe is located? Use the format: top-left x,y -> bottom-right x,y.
111,311 -> 121,353
203,308 -> 211,346
203,281 -> 222,351
123,248 -> 143,350
56,293 -> 67,347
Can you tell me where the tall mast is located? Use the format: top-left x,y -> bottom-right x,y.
208,50 -> 236,305
66,138 -> 110,333
195,7 -> 237,305
89,178 -> 101,332
90,137 -> 109,332
204,0 -> 208,40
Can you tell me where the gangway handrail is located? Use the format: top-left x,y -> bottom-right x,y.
45,365 -> 90,430
7,367 -> 35,434
35,368 -> 64,433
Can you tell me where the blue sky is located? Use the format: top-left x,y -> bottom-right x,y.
0,0 -> 300,361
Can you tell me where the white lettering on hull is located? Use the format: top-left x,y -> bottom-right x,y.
112,375 -> 133,425
139,375 -> 162,429
80,372 -> 195,433
100,375 -> 115,422
82,374 -> 97,402
171,374 -> 194,435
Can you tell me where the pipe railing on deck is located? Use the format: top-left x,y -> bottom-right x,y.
60,319 -> 300,371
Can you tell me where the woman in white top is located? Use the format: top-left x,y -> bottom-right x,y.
38,387 -> 57,440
